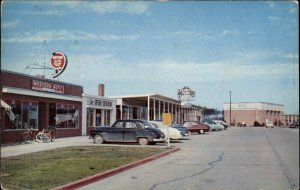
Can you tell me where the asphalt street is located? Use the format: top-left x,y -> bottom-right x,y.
77,127 -> 299,190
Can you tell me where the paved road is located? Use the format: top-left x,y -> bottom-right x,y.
78,127 -> 299,190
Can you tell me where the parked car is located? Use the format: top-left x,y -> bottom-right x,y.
90,119 -> 166,145
170,122 -> 191,137
150,120 -> 190,137
289,122 -> 299,128
150,121 -> 182,140
182,121 -> 210,134
203,120 -> 223,131
213,120 -> 229,129
265,120 -> 274,128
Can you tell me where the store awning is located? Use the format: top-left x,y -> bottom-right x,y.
0,99 -> 11,110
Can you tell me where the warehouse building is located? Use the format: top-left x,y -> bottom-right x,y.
224,102 -> 284,127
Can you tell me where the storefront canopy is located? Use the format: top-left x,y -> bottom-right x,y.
1,99 -> 12,110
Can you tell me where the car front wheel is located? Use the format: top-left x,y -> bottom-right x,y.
94,135 -> 104,144
138,138 -> 149,146
198,129 -> 205,134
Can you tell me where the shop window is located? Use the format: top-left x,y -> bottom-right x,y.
87,108 -> 94,127
4,99 -> 38,130
104,110 -> 111,126
56,104 -> 79,128
22,101 -> 38,129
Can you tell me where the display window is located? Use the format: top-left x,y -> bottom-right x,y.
56,103 -> 79,128
4,99 -> 38,130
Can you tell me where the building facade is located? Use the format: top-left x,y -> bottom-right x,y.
0,70 -> 83,144
82,94 -> 116,135
111,94 -> 204,124
282,114 -> 299,126
224,102 -> 284,127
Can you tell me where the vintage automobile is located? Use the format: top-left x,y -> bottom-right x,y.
265,120 -> 274,128
213,120 -> 229,129
170,122 -> 191,137
182,121 -> 210,134
203,120 -> 223,131
90,119 -> 166,145
150,121 -> 183,140
289,122 -> 299,128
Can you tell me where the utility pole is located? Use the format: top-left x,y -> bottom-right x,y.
229,91 -> 231,126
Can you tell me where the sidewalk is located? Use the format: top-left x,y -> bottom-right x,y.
1,136 -> 91,158
1,136 -> 168,158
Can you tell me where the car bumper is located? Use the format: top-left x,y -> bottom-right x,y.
153,137 -> 166,143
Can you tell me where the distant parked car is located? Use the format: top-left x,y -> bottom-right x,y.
213,120 -> 229,129
90,119 -> 166,145
265,121 -> 274,128
182,121 -> 210,134
150,121 -> 182,140
203,120 -> 223,131
289,122 -> 299,128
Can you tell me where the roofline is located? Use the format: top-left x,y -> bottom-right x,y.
223,101 -> 284,106
1,69 -> 83,88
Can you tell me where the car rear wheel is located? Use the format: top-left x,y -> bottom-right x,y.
94,135 -> 104,144
198,129 -> 205,134
138,138 -> 149,146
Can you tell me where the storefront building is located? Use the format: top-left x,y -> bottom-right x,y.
282,114 -> 299,126
111,93 -> 204,124
223,102 -> 284,126
0,70 -> 83,144
82,94 -> 116,135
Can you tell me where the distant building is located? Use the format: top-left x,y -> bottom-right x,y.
282,114 -> 299,126
223,102 -> 284,126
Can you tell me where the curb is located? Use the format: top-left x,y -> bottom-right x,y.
50,147 -> 180,190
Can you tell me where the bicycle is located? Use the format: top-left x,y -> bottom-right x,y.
46,125 -> 56,142
22,128 -> 39,143
35,129 -> 51,143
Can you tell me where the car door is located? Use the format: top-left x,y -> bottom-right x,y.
123,121 -> 139,142
104,121 -> 124,141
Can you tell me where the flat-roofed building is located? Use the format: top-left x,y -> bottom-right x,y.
224,102 -> 284,127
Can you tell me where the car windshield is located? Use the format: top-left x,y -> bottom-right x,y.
142,120 -> 155,128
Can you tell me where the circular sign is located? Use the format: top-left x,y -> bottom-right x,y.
50,51 -> 66,69
50,51 -> 68,78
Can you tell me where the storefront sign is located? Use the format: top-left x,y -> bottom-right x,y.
50,51 -> 68,78
88,98 -> 113,108
32,79 -> 64,94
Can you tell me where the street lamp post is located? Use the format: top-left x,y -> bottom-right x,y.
229,91 -> 231,126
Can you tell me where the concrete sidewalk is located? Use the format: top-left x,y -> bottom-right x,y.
1,136 -> 169,158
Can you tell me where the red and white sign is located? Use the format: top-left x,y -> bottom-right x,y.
50,51 -> 68,78
32,79 -> 64,94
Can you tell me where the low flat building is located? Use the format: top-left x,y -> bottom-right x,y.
110,93 -> 204,124
224,102 -> 284,127
0,70 -> 83,144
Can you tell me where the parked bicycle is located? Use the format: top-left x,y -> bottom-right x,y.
45,125 -> 56,142
22,128 -> 39,143
35,129 -> 51,143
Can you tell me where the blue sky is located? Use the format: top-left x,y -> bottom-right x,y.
1,1 -> 299,114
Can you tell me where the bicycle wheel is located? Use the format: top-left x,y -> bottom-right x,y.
23,134 -> 31,143
43,134 -> 51,143
35,133 -> 44,143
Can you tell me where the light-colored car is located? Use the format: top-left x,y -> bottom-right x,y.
213,120 -> 229,129
150,121 -> 183,140
265,120 -> 274,128
204,120 -> 223,131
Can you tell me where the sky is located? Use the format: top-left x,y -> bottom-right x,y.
1,1 -> 299,114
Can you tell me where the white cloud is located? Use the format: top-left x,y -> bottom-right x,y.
283,53 -> 299,59
51,1 -> 150,15
2,20 -> 20,28
268,16 -> 279,21
2,30 -> 140,43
